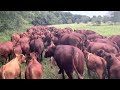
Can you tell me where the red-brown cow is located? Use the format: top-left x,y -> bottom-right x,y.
105,54 -> 120,79
44,45 -> 85,79
11,33 -> 20,43
83,49 -> 107,79
0,53 -> 26,79
0,41 -> 14,64
13,44 -> 22,56
25,52 -> 43,79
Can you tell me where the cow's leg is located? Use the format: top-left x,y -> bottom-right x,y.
5,57 -> 9,64
8,54 -> 11,61
19,70 -> 22,79
40,53 -> 42,62
50,57 -> 52,69
96,69 -> 103,79
88,69 -> 92,79
107,69 -> 110,79
62,70 -> 65,79
36,53 -> 40,63
58,69 -> 65,79
6,58 -> 9,63
65,71 -> 73,79
50,57 -> 54,69
58,69 -> 62,74
102,68 -> 107,79
76,66 -> 84,79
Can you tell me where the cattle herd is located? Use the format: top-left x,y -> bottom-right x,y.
0,26 -> 120,79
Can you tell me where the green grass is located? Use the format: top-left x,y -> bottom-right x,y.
0,23 -> 120,79
50,23 -> 120,37
0,24 -> 32,42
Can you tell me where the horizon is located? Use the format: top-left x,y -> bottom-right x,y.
63,11 -> 109,17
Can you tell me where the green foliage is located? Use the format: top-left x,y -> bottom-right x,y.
109,11 -> 120,23
0,11 -> 119,32
31,11 -> 92,25
0,11 -> 32,32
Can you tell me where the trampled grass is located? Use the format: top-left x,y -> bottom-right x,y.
0,23 -> 120,79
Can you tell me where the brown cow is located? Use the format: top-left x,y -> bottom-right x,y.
11,33 -> 20,43
88,42 -> 118,55
105,54 -> 120,79
18,37 -> 30,60
108,35 -> 120,49
83,49 -> 107,79
13,44 -> 22,57
25,52 -> 43,79
44,45 -> 85,79
94,38 -> 120,53
0,53 -> 26,79
0,41 -> 14,64
19,37 -> 30,44
29,38 -> 44,62
60,33 -> 83,50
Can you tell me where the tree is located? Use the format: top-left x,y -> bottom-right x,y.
80,16 -> 91,23
102,15 -> 110,23
109,11 -> 120,24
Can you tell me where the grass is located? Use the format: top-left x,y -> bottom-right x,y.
50,23 -> 120,37
0,24 -> 32,42
0,23 -> 120,79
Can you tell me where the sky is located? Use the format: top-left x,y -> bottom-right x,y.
64,11 -> 109,17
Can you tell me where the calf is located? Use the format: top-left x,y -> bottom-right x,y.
25,52 -> 43,79
83,49 -> 107,79
0,53 -> 26,79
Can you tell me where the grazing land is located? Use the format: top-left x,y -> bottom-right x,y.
0,23 -> 120,79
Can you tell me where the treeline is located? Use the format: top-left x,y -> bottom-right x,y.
31,11 -> 110,25
0,11 -> 119,32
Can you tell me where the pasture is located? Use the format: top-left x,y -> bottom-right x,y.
51,23 -> 120,37
0,23 -> 120,79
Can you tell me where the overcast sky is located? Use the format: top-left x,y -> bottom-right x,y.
64,11 -> 109,17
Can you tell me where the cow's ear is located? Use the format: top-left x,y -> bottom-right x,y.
20,54 -> 24,59
30,53 -> 32,57
106,54 -> 112,60
34,53 -> 37,58
52,45 -> 56,51
99,49 -> 104,53
15,53 -> 19,57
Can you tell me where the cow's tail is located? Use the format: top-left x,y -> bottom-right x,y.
101,58 -> 107,79
72,48 -> 83,79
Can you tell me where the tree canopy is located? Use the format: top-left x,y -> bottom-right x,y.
0,11 -> 119,32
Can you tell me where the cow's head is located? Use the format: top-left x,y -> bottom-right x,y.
44,45 -> 56,58
15,53 -> 26,63
95,49 -> 105,58
30,52 -> 38,60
